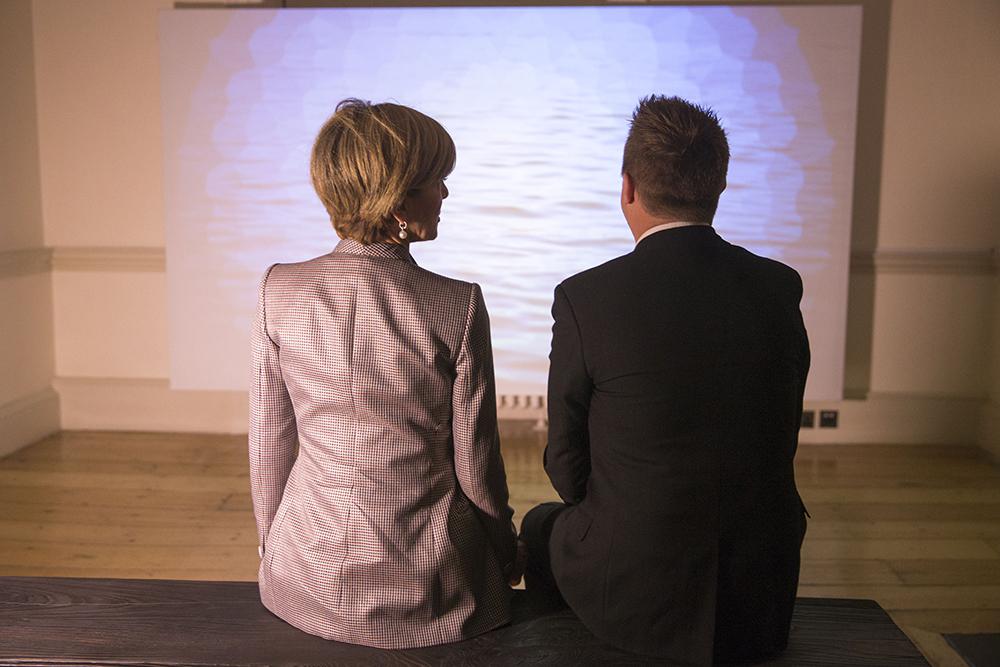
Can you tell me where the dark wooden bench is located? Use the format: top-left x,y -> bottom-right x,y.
0,576 -> 929,666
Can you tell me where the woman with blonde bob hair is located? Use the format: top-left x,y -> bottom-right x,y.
249,99 -> 521,649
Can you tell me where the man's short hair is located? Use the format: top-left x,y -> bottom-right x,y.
622,96 -> 729,223
311,99 -> 456,244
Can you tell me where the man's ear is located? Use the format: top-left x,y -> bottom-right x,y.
621,172 -> 637,205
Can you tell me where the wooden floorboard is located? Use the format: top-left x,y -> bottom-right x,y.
1,429 -> 999,666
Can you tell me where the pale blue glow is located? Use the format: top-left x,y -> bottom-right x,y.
160,5 -> 861,399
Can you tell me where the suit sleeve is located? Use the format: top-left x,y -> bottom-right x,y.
544,284 -> 592,505
789,270 -> 811,453
452,284 -> 517,573
249,265 -> 298,558
792,273 -> 811,399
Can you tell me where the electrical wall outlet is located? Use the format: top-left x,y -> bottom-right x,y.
819,410 -> 839,428
801,410 -> 815,428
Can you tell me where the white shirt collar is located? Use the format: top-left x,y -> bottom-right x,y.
635,221 -> 711,245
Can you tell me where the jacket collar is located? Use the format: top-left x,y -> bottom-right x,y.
333,238 -> 416,265
634,223 -> 719,250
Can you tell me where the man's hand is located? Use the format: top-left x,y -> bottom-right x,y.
508,539 -> 528,586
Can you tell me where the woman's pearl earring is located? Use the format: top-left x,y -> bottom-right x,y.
398,220 -> 408,240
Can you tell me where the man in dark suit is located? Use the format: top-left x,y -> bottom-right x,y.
521,96 -> 810,666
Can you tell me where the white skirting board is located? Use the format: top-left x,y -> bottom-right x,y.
0,388 -> 61,457
50,377 -> 990,447
797,392 -> 984,445
54,377 -> 248,434
979,399 -> 1000,461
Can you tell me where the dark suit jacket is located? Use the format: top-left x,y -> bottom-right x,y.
545,225 -> 809,665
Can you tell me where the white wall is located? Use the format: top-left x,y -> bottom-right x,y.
866,0 -> 1000,452
0,0 -> 59,456
870,0 -> 999,394
31,0 -> 231,433
16,0 -> 1000,448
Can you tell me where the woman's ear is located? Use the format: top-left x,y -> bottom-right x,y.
394,188 -> 416,218
392,190 -> 411,222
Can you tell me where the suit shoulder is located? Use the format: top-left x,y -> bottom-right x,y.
415,264 -> 478,293
263,253 -> 331,283
558,251 -> 634,296
729,245 -> 803,296
259,255 -> 336,301
403,262 -> 479,304
268,253 -> 474,294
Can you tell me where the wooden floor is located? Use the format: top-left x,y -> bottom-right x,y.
2,427 -> 999,666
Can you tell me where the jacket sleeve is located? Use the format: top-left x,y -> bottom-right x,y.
792,272 -> 811,400
544,284 -> 592,504
451,283 -> 517,573
789,270 -> 811,454
248,265 -> 298,558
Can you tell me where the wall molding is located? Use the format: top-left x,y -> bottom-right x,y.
0,387 -> 61,457
851,248 -> 997,275
51,246 -> 165,272
13,246 -> 989,276
0,247 -> 52,279
54,378 -> 546,432
500,392 -> 990,445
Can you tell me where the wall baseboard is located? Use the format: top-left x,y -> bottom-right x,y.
978,399 -> 1000,462
55,379 -> 547,432
0,388 -> 61,457
492,393 -> 987,446
53,377 -> 990,447
798,392 -> 985,445
55,377 -> 248,433
495,393 -> 988,446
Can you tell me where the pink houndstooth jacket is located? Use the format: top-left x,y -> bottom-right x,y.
249,239 -> 517,648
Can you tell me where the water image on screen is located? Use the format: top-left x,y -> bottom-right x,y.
160,5 -> 861,400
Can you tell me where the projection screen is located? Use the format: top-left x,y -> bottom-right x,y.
159,5 -> 861,400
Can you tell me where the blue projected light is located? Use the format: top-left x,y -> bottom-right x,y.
160,5 -> 861,400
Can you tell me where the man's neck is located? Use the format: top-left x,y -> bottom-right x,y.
634,220 -> 711,244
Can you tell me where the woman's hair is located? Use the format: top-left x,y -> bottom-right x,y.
311,99 -> 456,244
